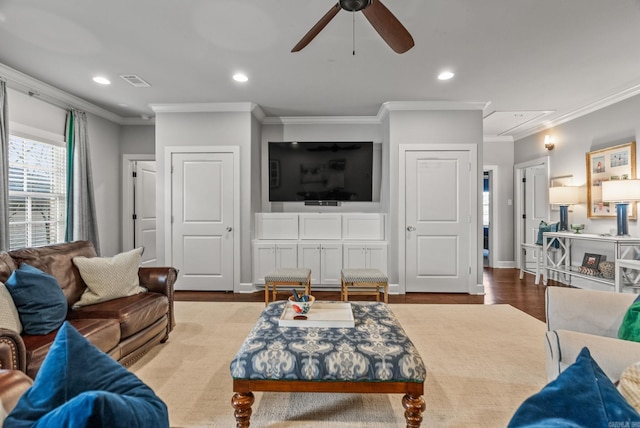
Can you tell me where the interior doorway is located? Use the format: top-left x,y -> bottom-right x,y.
122,154 -> 156,266
514,157 -> 550,271
483,166 -> 498,268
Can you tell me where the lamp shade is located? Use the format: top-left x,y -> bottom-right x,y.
549,186 -> 580,205
601,179 -> 640,202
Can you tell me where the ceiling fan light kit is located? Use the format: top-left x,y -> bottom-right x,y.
291,0 -> 414,54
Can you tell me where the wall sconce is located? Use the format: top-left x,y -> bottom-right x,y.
549,186 -> 581,231
602,179 -> 640,236
544,135 -> 555,151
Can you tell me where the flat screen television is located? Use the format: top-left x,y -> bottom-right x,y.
268,141 -> 374,202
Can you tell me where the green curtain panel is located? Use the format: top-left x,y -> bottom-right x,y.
0,80 -> 9,251
65,110 -> 100,254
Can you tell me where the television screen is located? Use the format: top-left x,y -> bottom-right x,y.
268,142 -> 374,202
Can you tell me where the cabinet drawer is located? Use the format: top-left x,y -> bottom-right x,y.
342,214 -> 385,240
299,214 -> 342,240
256,213 -> 299,239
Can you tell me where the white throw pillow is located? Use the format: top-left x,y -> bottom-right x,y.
619,361 -> 640,413
72,247 -> 145,308
0,281 -> 22,333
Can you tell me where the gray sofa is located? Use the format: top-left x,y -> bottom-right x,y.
545,286 -> 640,382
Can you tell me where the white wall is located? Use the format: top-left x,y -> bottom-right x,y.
515,94 -> 640,290
386,108 -> 484,289
7,89 -> 121,257
120,125 -> 155,155
85,113 -> 121,256
154,110 -> 254,284
7,89 -> 66,137
483,138 -> 515,265
516,93 -> 640,237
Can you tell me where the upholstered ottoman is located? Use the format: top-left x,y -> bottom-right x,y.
341,268 -> 389,303
263,268 -> 311,305
230,301 -> 426,427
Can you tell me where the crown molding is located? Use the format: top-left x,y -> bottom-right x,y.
483,136 -> 514,144
150,102 -> 260,114
512,83 -> 640,141
262,115 -> 380,125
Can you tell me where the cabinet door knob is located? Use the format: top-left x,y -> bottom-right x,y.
407,226 -> 416,232
226,227 -> 233,232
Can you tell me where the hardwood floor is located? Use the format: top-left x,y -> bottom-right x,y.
175,267 -> 554,323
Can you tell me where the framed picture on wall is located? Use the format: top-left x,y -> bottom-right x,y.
586,141 -> 636,219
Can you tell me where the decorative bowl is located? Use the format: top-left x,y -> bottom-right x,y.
288,294 -> 315,315
570,224 -> 585,234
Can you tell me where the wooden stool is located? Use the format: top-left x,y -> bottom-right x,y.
341,268 -> 388,304
264,268 -> 311,305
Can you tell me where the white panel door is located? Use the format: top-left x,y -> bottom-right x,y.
134,161 -> 157,267
524,165 -> 548,269
405,150 -> 470,292
172,152 -> 234,291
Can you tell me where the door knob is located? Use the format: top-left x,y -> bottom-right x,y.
407,226 -> 416,232
226,227 -> 233,232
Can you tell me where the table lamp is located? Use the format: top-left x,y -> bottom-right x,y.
549,186 -> 580,231
601,179 -> 640,236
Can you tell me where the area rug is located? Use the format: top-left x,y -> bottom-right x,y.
129,302 -> 547,427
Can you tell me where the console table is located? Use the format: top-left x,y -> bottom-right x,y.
542,232 -> 640,292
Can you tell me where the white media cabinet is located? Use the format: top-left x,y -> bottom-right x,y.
253,213 -> 387,288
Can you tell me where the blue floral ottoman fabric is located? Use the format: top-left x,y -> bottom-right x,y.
230,302 -> 426,383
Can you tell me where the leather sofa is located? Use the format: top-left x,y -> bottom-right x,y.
0,241 -> 177,379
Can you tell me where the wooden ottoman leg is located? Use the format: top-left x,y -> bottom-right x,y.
402,394 -> 425,428
375,284 -> 380,302
305,276 -> 311,296
383,282 -> 389,304
232,391 -> 254,428
272,283 -> 278,303
264,283 -> 270,305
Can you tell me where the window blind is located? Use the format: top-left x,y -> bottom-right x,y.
8,135 -> 66,250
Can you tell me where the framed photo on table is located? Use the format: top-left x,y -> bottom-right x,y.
586,141 -> 636,219
581,253 -> 602,268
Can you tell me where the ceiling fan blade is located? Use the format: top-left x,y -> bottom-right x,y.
292,3 -> 342,52
361,0 -> 414,53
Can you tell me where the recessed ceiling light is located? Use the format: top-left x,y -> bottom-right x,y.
92,76 -> 111,85
437,71 -> 455,81
233,73 -> 248,83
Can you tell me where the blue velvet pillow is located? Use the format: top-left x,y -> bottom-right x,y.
508,347 -> 640,427
6,321 -> 168,428
4,263 -> 68,335
535,221 -> 560,248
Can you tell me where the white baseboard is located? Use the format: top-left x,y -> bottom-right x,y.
495,261 -> 516,269
237,282 -> 258,293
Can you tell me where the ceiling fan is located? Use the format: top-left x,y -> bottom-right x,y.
291,0 -> 414,54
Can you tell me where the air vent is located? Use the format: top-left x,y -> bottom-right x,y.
119,74 -> 151,88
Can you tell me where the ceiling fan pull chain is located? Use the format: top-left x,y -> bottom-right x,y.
352,12 -> 356,55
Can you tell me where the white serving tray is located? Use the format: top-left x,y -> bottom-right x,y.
278,301 -> 355,328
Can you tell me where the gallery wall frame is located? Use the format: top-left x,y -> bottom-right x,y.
586,141 -> 636,219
